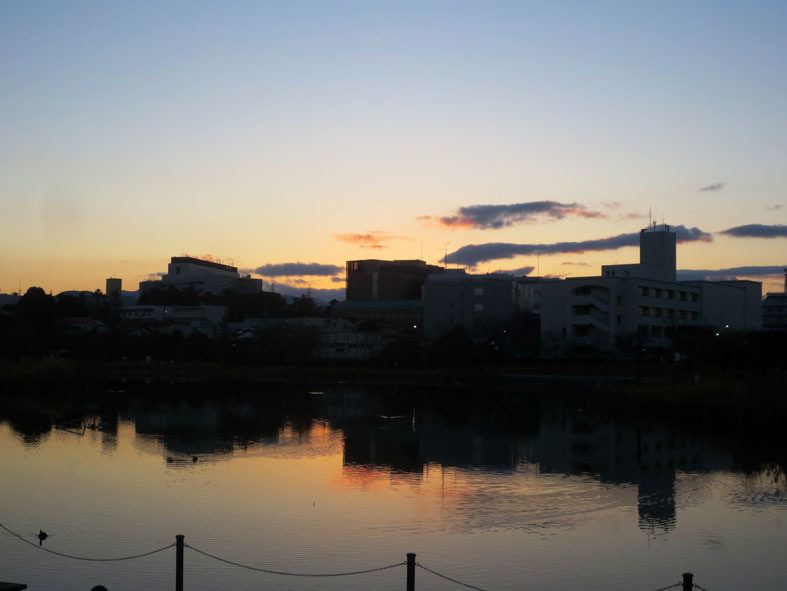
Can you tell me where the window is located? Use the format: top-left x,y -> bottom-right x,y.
678,291 -> 687,301
690,311 -> 698,321
652,288 -> 662,298
666,309 -> 675,319
651,307 -> 661,318
679,310 -> 688,320
574,286 -> 591,296
637,286 -> 648,297
638,306 -> 649,317
573,305 -> 591,315
616,295 -> 622,305
474,303 -> 484,312
652,326 -> 663,337
665,290 -> 675,300
474,287 -> 484,296
690,293 -> 699,303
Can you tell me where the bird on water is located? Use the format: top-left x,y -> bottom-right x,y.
38,530 -> 48,545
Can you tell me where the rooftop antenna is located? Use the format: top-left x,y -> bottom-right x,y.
649,206 -> 652,229
443,242 -> 450,269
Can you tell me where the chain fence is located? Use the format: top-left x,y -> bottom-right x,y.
0,523 -> 174,562
1,521 -> 715,591
185,542 -> 405,577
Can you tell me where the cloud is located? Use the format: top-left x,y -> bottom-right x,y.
147,272 -> 166,280
493,266 -> 535,276
767,204 -> 782,212
447,225 -> 711,266
419,201 -> 606,230
677,266 -> 786,281
699,182 -> 726,192
619,212 -> 648,220
335,231 -> 412,248
331,276 -> 345,283
719,224 -> 787,238
561,261 -> 591,266
253,262 -> 343,277
601,202 -> 623,209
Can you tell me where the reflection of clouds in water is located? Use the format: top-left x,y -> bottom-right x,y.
712,469 -> 787,512
434,467 -> 633,536
678,470 -> 787,514
134,419 -> 344,466
676,472 -> 716,508
699,529 -> 726,552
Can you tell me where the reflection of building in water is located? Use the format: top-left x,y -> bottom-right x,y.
133,405 -> 235,458
338,393 -> 540,473
534,397 -> 733,533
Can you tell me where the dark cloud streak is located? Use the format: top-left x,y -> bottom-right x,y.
420,201 -> 605,230
677,266 -> 786,281
447,226 -> 711,266
720,224 -> 787,238
253,262 -> 343,277
699,182 -> 726,192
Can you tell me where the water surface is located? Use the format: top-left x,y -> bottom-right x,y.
1,384 -> 785,591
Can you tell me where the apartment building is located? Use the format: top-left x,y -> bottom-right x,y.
540,225 -> 761,353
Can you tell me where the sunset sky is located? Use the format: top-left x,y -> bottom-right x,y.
2,0 -> 786,298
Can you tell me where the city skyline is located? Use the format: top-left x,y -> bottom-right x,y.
2,1 -> 786,297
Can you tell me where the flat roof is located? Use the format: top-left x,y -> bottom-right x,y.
170,256 -> 237,273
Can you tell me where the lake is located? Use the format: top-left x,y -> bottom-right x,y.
1,382 -> 785,591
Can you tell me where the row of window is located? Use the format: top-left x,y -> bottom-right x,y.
637,285 -> 698,302
638,306 -> 698,321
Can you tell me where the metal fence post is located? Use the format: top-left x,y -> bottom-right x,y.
682,572 -> 693,591
406,553 -> 416,591
176,535 -> 185,591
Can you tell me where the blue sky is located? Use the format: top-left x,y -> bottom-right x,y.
2,1 -> 786,296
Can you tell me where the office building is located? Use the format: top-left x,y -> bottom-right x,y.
540,225 -> 762,354
139,256 -> 262,295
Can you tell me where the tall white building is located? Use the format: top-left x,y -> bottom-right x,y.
540,225 -> 762,354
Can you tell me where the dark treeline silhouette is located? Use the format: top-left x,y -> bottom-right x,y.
1,286 -> 785,378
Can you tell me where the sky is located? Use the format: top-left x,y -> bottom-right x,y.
1,0 -> 786,299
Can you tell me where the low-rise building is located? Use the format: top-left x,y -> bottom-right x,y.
120,305 -> 227,337
140,256 -> 261,295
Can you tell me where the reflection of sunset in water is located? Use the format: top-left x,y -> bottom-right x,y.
2,388 -> 787,591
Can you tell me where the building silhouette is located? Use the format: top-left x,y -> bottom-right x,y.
139,256 -> 261,295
